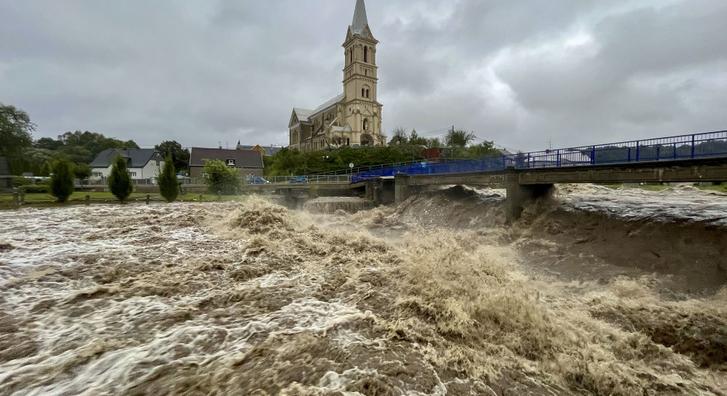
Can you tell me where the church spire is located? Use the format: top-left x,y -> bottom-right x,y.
351,0 -> 369,35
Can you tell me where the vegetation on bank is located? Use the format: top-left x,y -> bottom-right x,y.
108,156 -> 133,202
49,159 -> 75,203
158,154 -> 179,202
1,102 -> 191,177
203,160 -> 241,195
265,129 -> 502,176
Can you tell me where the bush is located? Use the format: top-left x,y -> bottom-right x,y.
74,163 -> 92,180
12,176 -> 34,188
203,160 -> 240,195
158,154 -> 179,202
21,184 -> 49,193
108,156 -> 133,202
50,159 -> 74,202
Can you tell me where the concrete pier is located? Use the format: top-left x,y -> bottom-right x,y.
394,174 -> 410,204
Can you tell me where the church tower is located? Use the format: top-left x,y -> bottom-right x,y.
342,0 -> 384,146
287,0 -> 385,151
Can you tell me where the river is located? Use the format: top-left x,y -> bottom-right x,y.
0,185 -> 725,395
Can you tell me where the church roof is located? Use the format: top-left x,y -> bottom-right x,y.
311,93 -> 345,116
351,0 -> 369,35
293,108 -> 313,122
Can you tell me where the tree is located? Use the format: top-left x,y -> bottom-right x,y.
426,138 -> 443,148
73,163 -> 92,180
34,137 -> 63,151
108,156 -> 133,202
409,129 -> 428,146
158,154 -> 179,202
50,159 -> 74,203
203,160 -> 240,195
445,129 -> 477,148
0,104 -> 34,159
389,127 -> 409,145
57,131 -> 139,163
155,140 -> 190,171
467,141 -> 500,158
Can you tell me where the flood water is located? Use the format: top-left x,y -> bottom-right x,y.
0,185 -> 725,395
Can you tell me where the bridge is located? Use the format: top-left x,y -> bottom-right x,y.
249,130 -> 727,220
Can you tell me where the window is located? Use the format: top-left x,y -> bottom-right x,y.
129,171 -> 137,177
363,119 -> 369,131
364,46 -> 368,63
226,159 -> 236,166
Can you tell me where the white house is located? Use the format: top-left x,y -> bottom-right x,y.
90,149 -> 164,181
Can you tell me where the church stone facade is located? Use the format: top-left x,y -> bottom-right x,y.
288,0 -> 385,153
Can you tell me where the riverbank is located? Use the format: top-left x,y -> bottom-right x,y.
0,192 -> 247,209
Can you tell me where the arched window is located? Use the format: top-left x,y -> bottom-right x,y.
350,49 -> 353,64
364,46 -> 368,63
363,119 -> 369,131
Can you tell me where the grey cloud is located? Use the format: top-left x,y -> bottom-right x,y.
0,0 -> 725,151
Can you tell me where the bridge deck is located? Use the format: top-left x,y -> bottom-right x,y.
404,158 -> 727,186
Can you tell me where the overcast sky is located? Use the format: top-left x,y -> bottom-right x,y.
1,0 -> 726,151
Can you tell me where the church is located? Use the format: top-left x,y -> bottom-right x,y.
288,0 -> 385,153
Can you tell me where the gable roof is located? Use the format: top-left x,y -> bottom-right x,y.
311,93 -> 345,116
189,148 -> 264,168
292,108 -> 313,123
237,145 -> 283,157
90,149 -> 161,168
290,93 -> 345,126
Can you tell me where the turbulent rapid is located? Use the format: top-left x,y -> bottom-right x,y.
0,185 -> 725,395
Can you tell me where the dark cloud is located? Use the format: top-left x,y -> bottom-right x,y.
1,0 -> 725,151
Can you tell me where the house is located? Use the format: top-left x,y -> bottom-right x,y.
90,148 -> 164,181
287,0 -> 385,152
0,156 -> 10,190
189,147 -> 265,178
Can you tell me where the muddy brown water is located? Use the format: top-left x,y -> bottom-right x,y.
0,185 -> 725,395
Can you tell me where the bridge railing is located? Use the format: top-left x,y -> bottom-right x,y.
349,130 -> 727,182
351,157 -> 510,183
519,130 -> 727,169
245,175 -> 352,185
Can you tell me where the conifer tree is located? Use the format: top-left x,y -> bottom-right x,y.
50,159 -> 74,203
108,156 -> 133,202
158,154 -> 179,202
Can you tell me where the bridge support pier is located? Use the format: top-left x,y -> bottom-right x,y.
395,174 -> 412,204
505,171 -> 553,222
367,178 -> 395,205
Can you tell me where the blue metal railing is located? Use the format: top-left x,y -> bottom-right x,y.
350,130 -> 727,183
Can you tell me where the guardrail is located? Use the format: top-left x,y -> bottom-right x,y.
519,130 -> 727,169
245,175 -> 351,185
350,130 -> 727,182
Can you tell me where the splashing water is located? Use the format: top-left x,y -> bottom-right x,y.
0,189 -> 725,395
